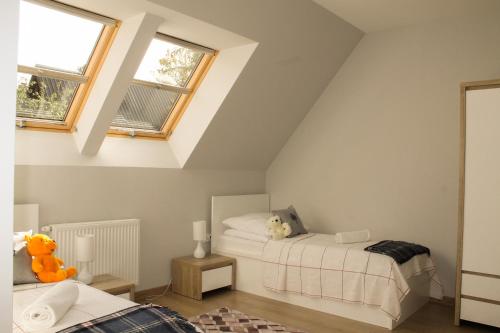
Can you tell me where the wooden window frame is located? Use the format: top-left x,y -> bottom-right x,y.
15,0 -> 119,133
107,36 -> 217,140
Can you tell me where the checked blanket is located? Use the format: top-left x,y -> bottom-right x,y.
365,240 -> 431,264
57,304 -> 199,333
262,234 -> 443,320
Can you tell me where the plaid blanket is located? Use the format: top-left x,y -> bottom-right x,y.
57,304 -> 198,333
364,240 -> 430,264
262,234 -> 442,320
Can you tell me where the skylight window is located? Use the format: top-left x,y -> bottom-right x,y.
16,0 -> 117,130
109,34 -> 216,139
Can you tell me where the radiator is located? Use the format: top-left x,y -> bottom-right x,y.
41,219 -> 140,285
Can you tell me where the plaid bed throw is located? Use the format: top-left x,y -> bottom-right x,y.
262,234 -> 442,320
57,304 -> 198,333
365,240 -> 430,264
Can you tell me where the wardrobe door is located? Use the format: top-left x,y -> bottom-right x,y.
463,87 -> 500,276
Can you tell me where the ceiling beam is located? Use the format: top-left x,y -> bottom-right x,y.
74,12 -> 163,155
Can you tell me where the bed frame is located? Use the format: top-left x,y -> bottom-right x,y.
211,194 -> 430,330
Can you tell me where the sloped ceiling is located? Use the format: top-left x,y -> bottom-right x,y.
150,0 -> 363,169
313,0 -> 500,33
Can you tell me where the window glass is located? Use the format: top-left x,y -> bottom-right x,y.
18,1 -> 103,74
111,84 -> 180,131
111,35 -> 213,137
134,38 -> 204,88
16,0 -> 112,125
16,73 -> 79,121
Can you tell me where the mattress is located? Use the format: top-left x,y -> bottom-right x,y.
216,234 -> 265,259
12,282 -> 136,333
13,282 -> 204,333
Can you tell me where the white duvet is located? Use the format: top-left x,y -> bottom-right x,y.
262,233 -> 443,320
21,281 -> 79,331
13,282 -> 135,333
13,282 -> 204,333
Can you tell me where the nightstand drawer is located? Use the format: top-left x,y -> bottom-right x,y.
202,265 -> 232,292
172,255 -> 235,300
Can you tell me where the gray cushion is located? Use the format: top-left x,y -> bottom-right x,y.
272,205 -> 307,237
13,245 -> 38,285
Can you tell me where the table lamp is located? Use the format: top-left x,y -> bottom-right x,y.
193,220 -> 207,259
76,234 -> 95,284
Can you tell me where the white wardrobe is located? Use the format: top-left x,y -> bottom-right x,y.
456,80 -> 500,328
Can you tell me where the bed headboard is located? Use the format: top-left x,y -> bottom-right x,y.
14,204 -> 39,233
211,194 -> 269,253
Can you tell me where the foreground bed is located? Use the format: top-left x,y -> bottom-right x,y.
211,194 -> 442,330
13,204 -> 200,333
12,282 -> 201,333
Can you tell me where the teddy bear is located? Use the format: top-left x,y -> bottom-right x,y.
25,234 -> 77,283
266,215 -> 292,240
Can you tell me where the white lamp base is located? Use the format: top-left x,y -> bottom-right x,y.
193,241 -> 206,259
77,263 -> 94,284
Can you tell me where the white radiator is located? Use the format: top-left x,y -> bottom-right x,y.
42,219 -> 140,285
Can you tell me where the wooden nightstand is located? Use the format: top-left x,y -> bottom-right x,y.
172,254 -> 235,300
90,274 -> 135,301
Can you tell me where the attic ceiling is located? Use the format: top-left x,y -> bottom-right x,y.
312,0 -> 500,33
44,0 -> 362,170
149,0 -> 363,169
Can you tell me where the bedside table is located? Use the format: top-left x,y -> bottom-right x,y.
172,254 -> 235,300
90,274 -> 135,301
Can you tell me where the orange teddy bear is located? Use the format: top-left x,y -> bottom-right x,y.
25,234 -> 77,283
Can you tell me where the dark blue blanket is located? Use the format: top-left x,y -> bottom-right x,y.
364,240 -> 430,264
57,304 -> 198,333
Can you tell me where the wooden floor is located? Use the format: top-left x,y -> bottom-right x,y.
144,289 -> 498,333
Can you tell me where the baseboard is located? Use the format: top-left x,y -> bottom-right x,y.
430,296 -> 454,307
135,285 -> 168,303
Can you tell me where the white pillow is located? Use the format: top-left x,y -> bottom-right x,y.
223,229 -> 270,243
13,230 -> 32,254
221,212 -> 271,236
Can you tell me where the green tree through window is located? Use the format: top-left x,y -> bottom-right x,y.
155,47 -> 203,87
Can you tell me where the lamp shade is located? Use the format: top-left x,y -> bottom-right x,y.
193,220 -> 207,241
76,234 -> 95,262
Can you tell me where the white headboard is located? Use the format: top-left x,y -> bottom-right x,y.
211,194 -> 269,253
14,204 -> 39,233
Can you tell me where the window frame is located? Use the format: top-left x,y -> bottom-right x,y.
107,33 -> 217,140
15,0 -> 119,132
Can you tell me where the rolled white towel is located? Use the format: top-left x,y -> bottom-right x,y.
335,229 -> 371,244
21,281 -> 79,331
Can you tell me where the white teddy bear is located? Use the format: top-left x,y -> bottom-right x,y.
266,215 -> 292,240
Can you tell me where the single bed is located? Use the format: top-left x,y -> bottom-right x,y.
211,194 -> 442,330
12,282 -> 136,333
12,204 -> 201,333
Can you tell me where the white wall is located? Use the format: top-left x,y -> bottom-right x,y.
15,166 -> 264,290
15,131 -> 181,168
156,0 -> 363,170
266,13 -> 500,297
170,42 -> 258,166
0,0 -> 18,330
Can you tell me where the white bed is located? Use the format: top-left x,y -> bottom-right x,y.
211,194 -> 440,330
12,282 -> 136,333
12,204 -> 136,333
12,204 -> 202,333
217,234 -> 265,259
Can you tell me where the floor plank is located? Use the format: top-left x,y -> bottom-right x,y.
146,290 -> 498,332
